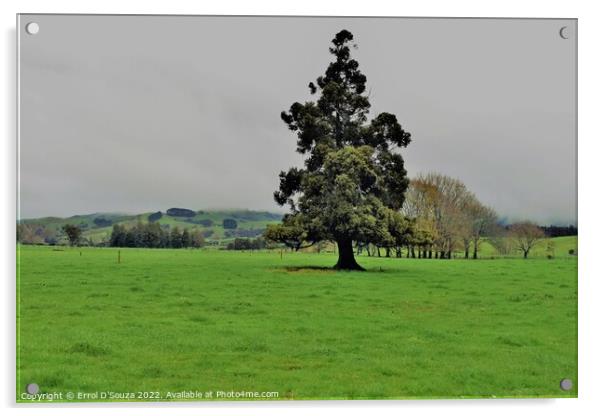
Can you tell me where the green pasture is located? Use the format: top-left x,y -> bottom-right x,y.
17,243 -> 577,402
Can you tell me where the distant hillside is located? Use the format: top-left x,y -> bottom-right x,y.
18,209 -> 283,245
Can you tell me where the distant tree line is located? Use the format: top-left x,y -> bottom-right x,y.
539,225 -> 577,238
226,237 -> 267,251
225,228 -> 264,238
17,224 -> 59,245
109,223 -> 204,248
93,217 -> 113,227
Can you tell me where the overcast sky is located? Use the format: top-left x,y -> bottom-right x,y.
19,15 -> 576,225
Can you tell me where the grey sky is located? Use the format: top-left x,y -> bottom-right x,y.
18,15 -> 577,225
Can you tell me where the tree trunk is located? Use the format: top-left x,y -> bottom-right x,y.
523,250 -> 528,259
428,250 -> 432,259
334,239 -> 365,270
472,240 -> 478,259
385,247 -> 391,257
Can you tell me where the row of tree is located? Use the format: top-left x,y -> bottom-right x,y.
401,173 -> 498,259
266,170 -> 555,260
17,210 -> 559,259
225,237 -> 268,251
109,223 -> 205,248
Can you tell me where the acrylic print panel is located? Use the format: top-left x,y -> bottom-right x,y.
17,15 -> 577,402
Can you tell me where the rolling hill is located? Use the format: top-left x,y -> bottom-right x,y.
18,209 -> 283,246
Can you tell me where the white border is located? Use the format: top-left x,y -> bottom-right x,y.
3,1 -> 601,415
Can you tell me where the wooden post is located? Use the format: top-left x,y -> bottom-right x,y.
118,250 -> 121,264
280,249 -> 283,260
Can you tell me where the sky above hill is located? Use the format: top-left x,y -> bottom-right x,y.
19,15 -> 576,224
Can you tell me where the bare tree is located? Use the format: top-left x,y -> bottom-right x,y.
466,200 -> 498,259
509,221 -> 545,259
402,173 -> 499,260
489,225 -> 513,256
413,173 -> 473,259
402,181 -> 439,257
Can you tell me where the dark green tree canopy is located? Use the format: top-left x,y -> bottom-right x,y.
272,30 -> 413,270
62,224 -> 82,246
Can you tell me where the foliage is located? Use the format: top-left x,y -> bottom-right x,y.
93,217 -> 113,227
17,224 -> 56,245
62,224 -> 82,246
402,173 -> 498,259
540,225 -> 578,237
264,214 -> 313,251
226,237 -> 267,251
509,221 -> 546,259
275,30 -> 413,269
224,228 -> 264,238
148,211 -> 163,222
488,228 -> 514,256
109,223 -> 204,249
166,208 -> 196,218
223,218 -> 238,229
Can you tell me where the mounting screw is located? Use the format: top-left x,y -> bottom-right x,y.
26,383 -> 39,394
25,22 -> 40,35
560,378 -> 573,391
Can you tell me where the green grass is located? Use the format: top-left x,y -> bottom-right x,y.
17,245 -> 577,402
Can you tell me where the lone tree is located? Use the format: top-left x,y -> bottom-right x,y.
272,30 -> 413,270
62,224 -> 82,246
509,221 -> 545,259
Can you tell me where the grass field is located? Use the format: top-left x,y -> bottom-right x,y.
17,244 -> 577,402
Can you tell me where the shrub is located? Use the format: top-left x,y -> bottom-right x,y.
226,237 -> 266,250
148,211 -> 163,222
166,208 -> 196,217
223,218 -> 238,229
93,217 -> 113,227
